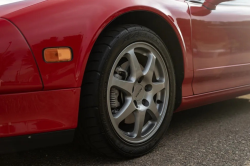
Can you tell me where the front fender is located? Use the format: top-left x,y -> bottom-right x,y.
2,0 -> 192,95
0,18 -> 42,94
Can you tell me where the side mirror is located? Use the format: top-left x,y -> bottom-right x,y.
190,0 -> 233,16
203,0 -> 232,10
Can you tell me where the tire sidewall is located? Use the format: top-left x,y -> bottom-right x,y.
98,26 -> 176,157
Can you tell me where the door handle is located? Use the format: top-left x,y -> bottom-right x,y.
188,0 -> 204,4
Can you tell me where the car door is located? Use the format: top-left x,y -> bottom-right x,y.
188,0 -> 250,94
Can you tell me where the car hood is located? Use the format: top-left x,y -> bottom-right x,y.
0,0 -> 44,17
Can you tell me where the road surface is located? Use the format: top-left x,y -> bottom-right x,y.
2,95 -> 250,166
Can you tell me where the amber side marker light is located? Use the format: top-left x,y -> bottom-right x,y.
44,47 -> 72,62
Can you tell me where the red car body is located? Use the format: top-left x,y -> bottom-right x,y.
0,0 -> 249,152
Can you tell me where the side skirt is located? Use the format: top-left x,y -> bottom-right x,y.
176,84 -> 250,112
0,129 -> 75,154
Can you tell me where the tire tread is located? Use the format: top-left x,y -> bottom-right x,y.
76,24 -> 174,158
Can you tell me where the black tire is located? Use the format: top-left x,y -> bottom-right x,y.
76,24 -> 176,158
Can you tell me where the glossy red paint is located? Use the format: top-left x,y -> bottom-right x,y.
0,0 -> 193,97
189,1 -> 250,94
0,88 -> 80,137
0,0 -> 250,139
176,84 -> 250,112
0,0 -> 194,138
0,18 -> 42,94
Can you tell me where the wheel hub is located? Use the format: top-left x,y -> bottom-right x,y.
133,83 -> 145,101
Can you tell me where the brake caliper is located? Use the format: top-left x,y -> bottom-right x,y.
110,66 -> 128,114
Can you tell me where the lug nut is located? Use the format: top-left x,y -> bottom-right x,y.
142,99 -> 149,107
145,84 -> 152,92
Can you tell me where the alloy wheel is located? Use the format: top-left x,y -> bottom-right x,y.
107,42 -> 170,143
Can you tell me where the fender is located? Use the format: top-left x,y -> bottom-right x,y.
0,18 -> 43,94
1,0 -> 193,96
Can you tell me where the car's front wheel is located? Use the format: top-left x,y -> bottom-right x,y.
77,24 -> 176,158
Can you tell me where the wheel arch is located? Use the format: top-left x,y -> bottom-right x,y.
85,9 -> 185,109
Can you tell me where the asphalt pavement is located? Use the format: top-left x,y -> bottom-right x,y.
2,95 -> 250,166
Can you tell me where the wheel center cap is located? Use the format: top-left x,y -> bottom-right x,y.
133,83 -> 145,100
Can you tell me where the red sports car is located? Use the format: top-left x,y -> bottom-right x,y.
0,0 -> 249,158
